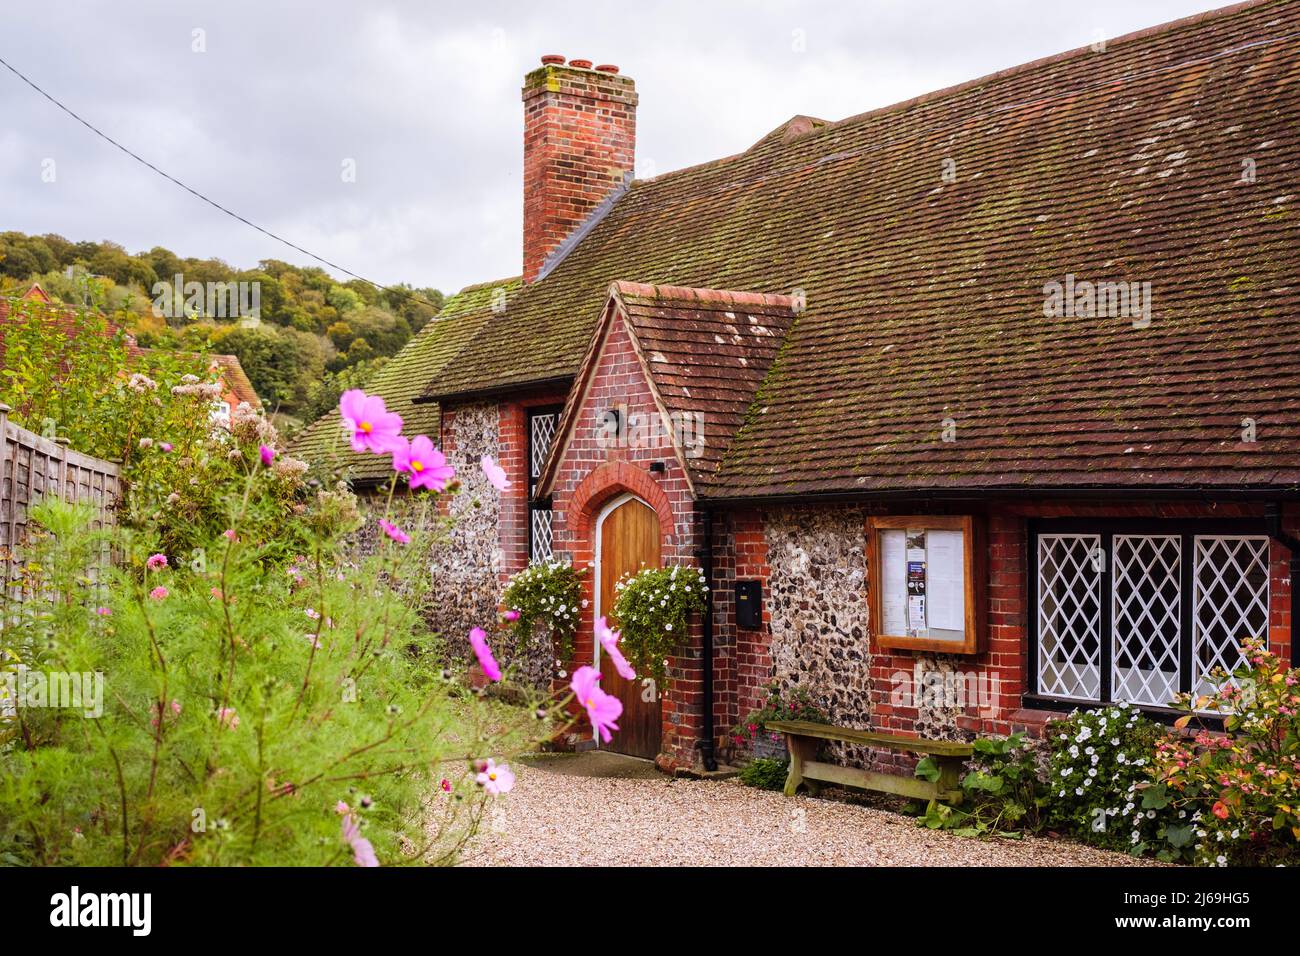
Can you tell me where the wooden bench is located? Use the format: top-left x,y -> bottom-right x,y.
766,719 -> 973,804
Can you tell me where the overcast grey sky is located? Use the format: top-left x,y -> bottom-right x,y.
1,0 -> 1228,294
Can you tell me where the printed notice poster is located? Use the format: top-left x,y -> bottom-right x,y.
906,532 -> 927,633
907,594 -> 926,634
881,530 -> 907,634
926,529 -> 965,632
906,530 -> 926,564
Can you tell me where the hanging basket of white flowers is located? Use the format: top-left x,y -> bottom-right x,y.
500,559 -> 586,660
611,564 -> 708,684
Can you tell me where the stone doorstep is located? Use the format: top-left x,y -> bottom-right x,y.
672,763 -> 741,781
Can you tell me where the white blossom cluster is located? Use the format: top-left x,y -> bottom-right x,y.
1049,702 -> 1188,856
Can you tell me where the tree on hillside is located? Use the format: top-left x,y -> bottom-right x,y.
0,231 -> 443,416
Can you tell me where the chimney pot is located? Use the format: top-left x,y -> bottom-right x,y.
540,54 -> 565,65
568,58 -> 593,69
595,64 -> 619,73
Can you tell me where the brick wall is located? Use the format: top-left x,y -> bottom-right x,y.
495,394 -> 567,582
521,61 -> 636,283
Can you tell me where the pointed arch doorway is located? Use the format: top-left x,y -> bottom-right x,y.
594,493 -> 663,759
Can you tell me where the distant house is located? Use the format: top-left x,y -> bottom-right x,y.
206,354 -> 262,423
294,0 -> 1300,772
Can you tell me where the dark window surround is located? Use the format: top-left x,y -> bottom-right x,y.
1026,516 -> 1271,723
526,405 -> 563,563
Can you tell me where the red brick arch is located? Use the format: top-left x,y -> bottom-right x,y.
568,460 -> 675,552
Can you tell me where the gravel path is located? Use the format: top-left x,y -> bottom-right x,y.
455,752 -> 1157,867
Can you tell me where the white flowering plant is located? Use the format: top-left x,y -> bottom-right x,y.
1044,704 -> 1191,861
501,559 -> 586,660
611,564 -> 707,684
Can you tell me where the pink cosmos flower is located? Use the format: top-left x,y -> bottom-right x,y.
440,779 -> 451,793
502,609 -> 520,622
217,706 -> 239,730
146,553 -> 168,570
469,627 -> 502,682
379,518 -> 410,545
95,606 -> 111,616
340,812 -> 380,867
223,529 -> 238,541
339,389 -> 404,454
596,616 -> 636,680
475,758 -> 516,795
149,586 -> 169,601
259,444 -> 275,467
480,454 -> 511,491
160,442 -> 173,452
570,665 -> 622,743
391,435 -> 455,492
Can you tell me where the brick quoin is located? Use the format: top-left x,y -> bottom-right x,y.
521,60 -> 637,283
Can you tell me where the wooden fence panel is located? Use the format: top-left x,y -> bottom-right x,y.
0,403 -> 119,615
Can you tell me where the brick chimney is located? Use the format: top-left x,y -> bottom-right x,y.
522,57 -> 637,283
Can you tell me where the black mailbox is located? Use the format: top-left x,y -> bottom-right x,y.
735,580 -> 762,629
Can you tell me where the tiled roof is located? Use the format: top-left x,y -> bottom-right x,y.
411,0 -> 1297,496
538,282 -> 796,495
289,278 -> 519,481
209,354 -> 262,409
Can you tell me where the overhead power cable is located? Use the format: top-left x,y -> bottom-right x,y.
0,53 -> 446,313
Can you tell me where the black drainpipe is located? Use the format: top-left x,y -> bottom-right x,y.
1264,503 -> 1300,652
695,507 -> 718,771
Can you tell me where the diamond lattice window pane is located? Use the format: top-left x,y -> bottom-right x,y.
1193,535 -> 1269,695
530,413 -> 557,480
530,508 -> 553,563
1037,534 -> 1102,700
1112,535 -> 1181,706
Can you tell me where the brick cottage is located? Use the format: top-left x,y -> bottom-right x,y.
294,0 -> 1300,773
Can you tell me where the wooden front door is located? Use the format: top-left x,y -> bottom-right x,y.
597,495 -> 662,759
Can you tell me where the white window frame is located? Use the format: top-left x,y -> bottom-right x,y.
1032,522 -> 1270,710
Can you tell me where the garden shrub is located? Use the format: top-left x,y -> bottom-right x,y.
919,732 -> 1047,836
1044,704 -> 1192,861
0,495 -> 540,866
1153,639 -> 1300,866
739,757 -> 789,791
0,297 -> 208,485
611,564 -> 707,683
731,682 -> 827,753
